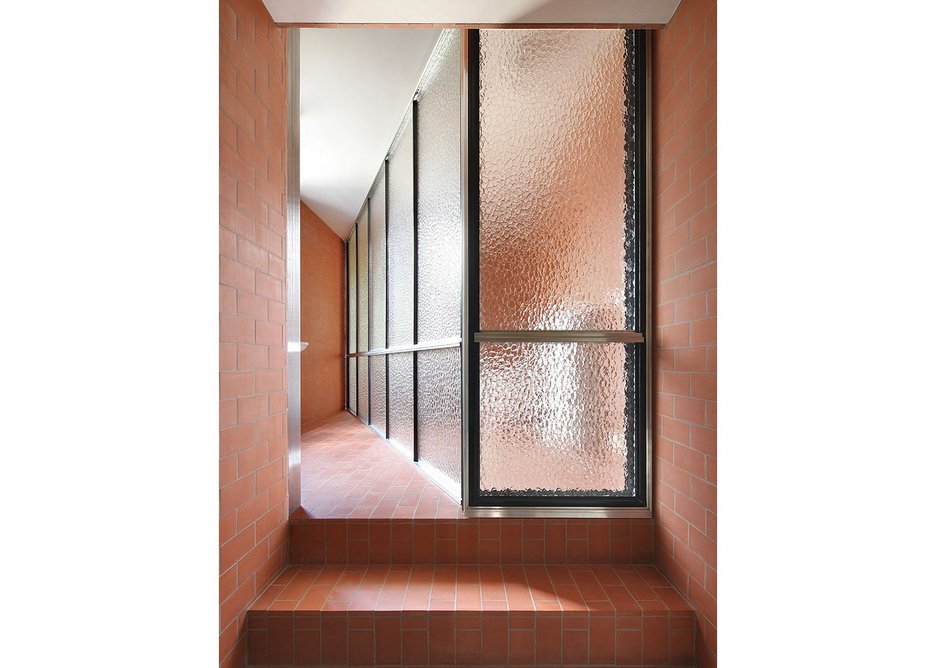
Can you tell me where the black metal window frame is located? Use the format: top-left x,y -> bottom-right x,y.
345,98 -> 438,466
465,29 -> 650,509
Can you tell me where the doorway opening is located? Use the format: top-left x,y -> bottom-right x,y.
290,26 -> 651,520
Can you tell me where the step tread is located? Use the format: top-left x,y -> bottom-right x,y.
248,564 -> 691,615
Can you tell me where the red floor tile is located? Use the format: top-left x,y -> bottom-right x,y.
250,563 -> 690,615
298,411 -> 461,520
257,414 -> 697,665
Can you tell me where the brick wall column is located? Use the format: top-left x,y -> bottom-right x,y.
651,0 -> 718,666
219,0 -> 289,665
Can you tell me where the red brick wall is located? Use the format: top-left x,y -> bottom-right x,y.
219,0 -> 289,665
300,203 -> 346,428
652,0 -> 717,666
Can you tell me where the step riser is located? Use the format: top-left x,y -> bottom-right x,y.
247,610 -> 694,666
290,519 -> 654,565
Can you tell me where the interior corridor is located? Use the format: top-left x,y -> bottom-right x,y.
219,0 -> 718,666
296,411 -> 461,520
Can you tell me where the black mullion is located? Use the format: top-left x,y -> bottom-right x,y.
466,29 -> 481,507
366,198 -> 372,425
354,225 -> 360,418
412,98 -> 420,462
634,29 -> 648,506
345,238 -> 350,411
384,160 -> 390,440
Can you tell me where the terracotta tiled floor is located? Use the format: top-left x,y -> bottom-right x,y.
246,564 -> 695,666
255,412 -> 697,666
251,563 -> 691,614
298,411 -> 462,519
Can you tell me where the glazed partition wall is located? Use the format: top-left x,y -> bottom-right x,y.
347,28 -> 649,515
465,29 -> 649,512
346,31 -> 463,500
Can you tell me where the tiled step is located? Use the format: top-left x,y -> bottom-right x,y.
246,563 -> 694,666
290,518 -> 654,565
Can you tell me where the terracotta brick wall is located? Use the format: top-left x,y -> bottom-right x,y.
300,203 -> 346,428
651,0 -> 717,665
219,0 -> 289,665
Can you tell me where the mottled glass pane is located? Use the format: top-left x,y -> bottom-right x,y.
416,347 -> 462,494
478,30 -> 638,331
358,356 -> 369,424
348,228 -> 357,354
416,30 -> 462,342
388,352 -> 414,459
387,109 -> 415,348
371,354 -> 387,436
478,342 -> 638,496
357,204 -> 368,352
369,167 -> 387,350
348,357 -> 357,415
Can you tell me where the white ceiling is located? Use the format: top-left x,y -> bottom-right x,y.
264,0 -> 680,26
294,1 -> 682,239
299,28 -> 441,238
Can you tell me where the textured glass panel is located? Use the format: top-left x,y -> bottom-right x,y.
387,109 -> 415,348
348,229 -> 357,353
371,354 -> 387,436
357,204 -> 368,352
369,167 -> 387,349
416,30 -> 462,342
358,356 -> 369,423
388,353 -> 414,459
416,347 -> 462,492
478,342 -> 638,496
478,30 -> 638,331
348,357 -> 357,415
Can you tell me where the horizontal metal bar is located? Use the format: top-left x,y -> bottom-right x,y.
464,506 -> 652,519
473,330 -> 645,344
346,339 -> 461,358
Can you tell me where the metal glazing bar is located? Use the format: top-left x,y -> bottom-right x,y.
347,339 -> 461,358
473,331 -> 645,344
636,29 -> 653,513
636,29 -> 652,511
355,223 -> 359,415
463,29 -> 479,509
345,239 -> 350,410
384,160 -> 390,439
366,197 -> 371,424
412,97 -> 420,463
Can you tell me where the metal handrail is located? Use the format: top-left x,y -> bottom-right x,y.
346,338 -> 461,358
473,330 -> 645,344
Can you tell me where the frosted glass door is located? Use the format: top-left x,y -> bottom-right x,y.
472,29 -> 646,505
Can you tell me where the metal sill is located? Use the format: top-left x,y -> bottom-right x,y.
463,506 -> 652,519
